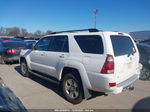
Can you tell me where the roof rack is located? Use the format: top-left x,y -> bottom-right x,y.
51,28 -> 99,34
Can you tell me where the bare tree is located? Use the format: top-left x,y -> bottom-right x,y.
46,30 -> 52,35
5,28 -> 11,36
20,28 -> 28,36
8,27 -> 20,36
0,27 -> 5,36
0,27 -> 53,37
34,30 -> 43,37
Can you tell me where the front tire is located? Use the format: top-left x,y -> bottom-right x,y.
61,72 -> 83,104
20,60 -> 30,77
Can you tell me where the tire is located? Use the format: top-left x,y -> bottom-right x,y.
61,72 -> 83,104
0,55 -> 5,64
20,60 -> 30,77
140,66 -> 150,80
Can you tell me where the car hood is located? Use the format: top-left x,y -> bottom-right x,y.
0,78 -> 28,112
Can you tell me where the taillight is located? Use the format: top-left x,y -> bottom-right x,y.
101,54 -> 114,74
109,83 -> 116,87
2,39 -> 9,42
7,49 -> 17,54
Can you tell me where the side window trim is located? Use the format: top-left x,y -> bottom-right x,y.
61,36 -> 69,52
47,36 -> 54,51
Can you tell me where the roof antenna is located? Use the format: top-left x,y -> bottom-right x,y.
93,9 -> 99,29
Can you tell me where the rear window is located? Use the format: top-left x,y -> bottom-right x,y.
111,35 -> 136,56
3,42 -> 26,48
74,35 -> 104,54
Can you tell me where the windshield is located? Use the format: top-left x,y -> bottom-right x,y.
111,35 -> 136,56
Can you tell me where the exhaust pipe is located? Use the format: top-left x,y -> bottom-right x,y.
129,86 -> 134,91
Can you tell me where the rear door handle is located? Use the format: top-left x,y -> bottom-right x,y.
41,52 -> 46,56
59,54 -> 65,58
41,54 -> 45,56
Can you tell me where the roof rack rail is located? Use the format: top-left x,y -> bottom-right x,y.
51,28 -> 99,34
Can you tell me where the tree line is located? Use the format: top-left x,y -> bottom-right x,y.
0,27 -> 53,37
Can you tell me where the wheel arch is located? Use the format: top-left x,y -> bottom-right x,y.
20,56 -> 26,63
59,61 -> 92,90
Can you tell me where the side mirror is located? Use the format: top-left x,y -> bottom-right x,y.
28,44 -> 34,50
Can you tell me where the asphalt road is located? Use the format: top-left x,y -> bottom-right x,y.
0,64 -> 150,111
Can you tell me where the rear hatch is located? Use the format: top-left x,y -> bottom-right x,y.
110,34 -> 139,84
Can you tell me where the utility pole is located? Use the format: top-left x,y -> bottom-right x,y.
93,9 -> 99,29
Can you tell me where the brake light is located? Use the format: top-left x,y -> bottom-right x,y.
118,32 -> 124,35
7,49 -> 16,54
2,39 -> 9,42
101,54 -> 114,74
109,83 -> 116,87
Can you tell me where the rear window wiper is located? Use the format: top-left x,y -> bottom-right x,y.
127,52 -> 134,57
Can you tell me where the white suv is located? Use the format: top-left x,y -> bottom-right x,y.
20,29 -> 142,104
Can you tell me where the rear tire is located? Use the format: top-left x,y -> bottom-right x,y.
20,60 -> 30,77
61,72 -> 83,104
140,66 -> 150,80
0,55 -> 5,64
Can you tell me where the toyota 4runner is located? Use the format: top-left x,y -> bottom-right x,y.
20,29 -> 142,104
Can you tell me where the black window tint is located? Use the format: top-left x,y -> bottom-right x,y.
0,42 -> 2,47
111,35 -> 136,56
62,37 -> 69,52
3,42 -> 26,47
74,35 -> 104,54
49,36 -> 69,52
34,37 -> 51,51
0,43 -> 2,51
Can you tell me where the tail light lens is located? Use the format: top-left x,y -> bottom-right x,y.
101,54 -> 114,74
109,83 -> 116,87
2,39 -> 9,42
7,49 -> 17,54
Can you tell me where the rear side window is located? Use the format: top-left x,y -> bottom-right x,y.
74,35 -> 104,54
111,35 -> 136,56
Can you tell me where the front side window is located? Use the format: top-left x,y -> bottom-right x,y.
74,35 -> 104,54
48,36 -> 69,52
34,37 -> 51,51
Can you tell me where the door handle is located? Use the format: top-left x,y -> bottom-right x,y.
41,52 -> 46,56
59,54 -> 65,58
41,53 -> 45,56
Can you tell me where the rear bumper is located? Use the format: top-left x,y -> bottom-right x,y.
3,55 -> 20,62
107,74 -> 139,94
87,64 -> 142,94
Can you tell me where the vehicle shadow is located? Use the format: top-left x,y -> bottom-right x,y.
132,97 -> 150,112
1,61 -> 19,65
14,65 -> 64,98
140,78 -> 150,81
14,65 -> 105,103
